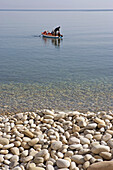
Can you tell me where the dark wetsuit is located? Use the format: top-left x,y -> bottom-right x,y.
54,26 -> 60,36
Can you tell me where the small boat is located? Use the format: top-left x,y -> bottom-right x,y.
42,31 -> 63,39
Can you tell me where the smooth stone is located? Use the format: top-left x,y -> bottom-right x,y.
86,123 -> 97,129
79,149 -> 90,155
94,117 -> 105,124
43,109 -> 54,116
91,145 -> 110,154
99,152 -> 112,160
27,163 -> 36,169
0,155 -> 4,163
22,156 -> 33,163
85,134 -> 93,140
106,130 -> 113,135
93,135 -> 102,141
54,113 -> 66,120
23,129 -> 34,138
3,143 -> 14,149
87,161 -> 113,170
84,154 -> 92,161
34,157 -> 44,164
15,113 -> 23,119
70,162 -> 77,170
0,144 -> 3,149
46,164 -> 54,170
29,168 -> 45,170
80,137 -> 90,144
21,150 -> 29,157
0,137 -> 9,145
9,161 -> 18,169
108,139 -> 113,148
57,152 -> 64,158
51,141 -> 62,150
10,155 -> 19,162
69,137 -> 80,144
29,149 -> 38,157
14,141 -> 21,147
56,159 -> 70,168
35,149 -> 48,157
65,151 -> 73,157
28,138 -> 39,146
102,133 -> 112,142
72,124 -> 80,132
69,144 -> 82,150
10,147 -> 20,155
0,149 -> 8,154
83,161 -> 90,169
23,137 -> 31,142
4,154 -> 13,160
71,155 -> 85,164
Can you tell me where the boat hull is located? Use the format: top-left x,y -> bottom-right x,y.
41,31 -> 63,39
42,34 -> 62,39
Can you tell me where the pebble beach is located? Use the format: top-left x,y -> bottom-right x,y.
1,109 -> 113,170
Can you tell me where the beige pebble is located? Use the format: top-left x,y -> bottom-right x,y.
0,149 -> 9,154
46,164 -> 54,170
51,141 -> 62,150
56,159 -> 70,168
23,129 -> 34,138
0,137 -> 9,145
80,137 -> 90,144
84,154 -> 92,161
87,161 -> 113,170
70,161 -> 76,170
91,145 -> 110,154
102,133 -> 112,142
0,155 -> 4,163
28,138 -> 39,146
34,157 -> 44,164
99,152 -> 112,160
21,150 -> 29,157
10,147 -> 20,155
22,156 -> 33,163
28,167 -> 45,170
83,161 -> 90,169
3,143 -> 14,149
71,155 -> 85,164
69,137 -> 80,144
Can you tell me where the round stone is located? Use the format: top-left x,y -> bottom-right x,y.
56,159 -> 70,168
10,147 -> 20,155
71,155 -> 85,164
69,137 -> 80,144
99,152 -> 112,160
0,137 -> 9,145
51,141 -> 62,150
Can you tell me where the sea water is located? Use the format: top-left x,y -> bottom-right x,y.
0,10 -> 113,113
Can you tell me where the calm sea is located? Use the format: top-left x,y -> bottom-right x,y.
0,10 -> 113,113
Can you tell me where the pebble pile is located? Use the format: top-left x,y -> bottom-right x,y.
0,109 -> 113,170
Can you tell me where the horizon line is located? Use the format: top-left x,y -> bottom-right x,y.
0,8 -> 113,12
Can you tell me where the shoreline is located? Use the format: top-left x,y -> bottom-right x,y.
0,80 -> 113,115
0,109 -> 113,169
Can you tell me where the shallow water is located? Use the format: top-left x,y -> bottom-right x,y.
0,10 -> 113,113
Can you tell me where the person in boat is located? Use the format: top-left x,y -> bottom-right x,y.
58,31 -> 61,37
51,30 -> 54,35
54,26 -> 60,36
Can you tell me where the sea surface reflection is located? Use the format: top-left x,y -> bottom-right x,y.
42,37 -> 63,47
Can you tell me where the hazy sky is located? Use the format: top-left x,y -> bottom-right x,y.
0,0 -> 113,9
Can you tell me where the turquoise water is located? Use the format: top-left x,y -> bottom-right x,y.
0,10 -> 113,113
